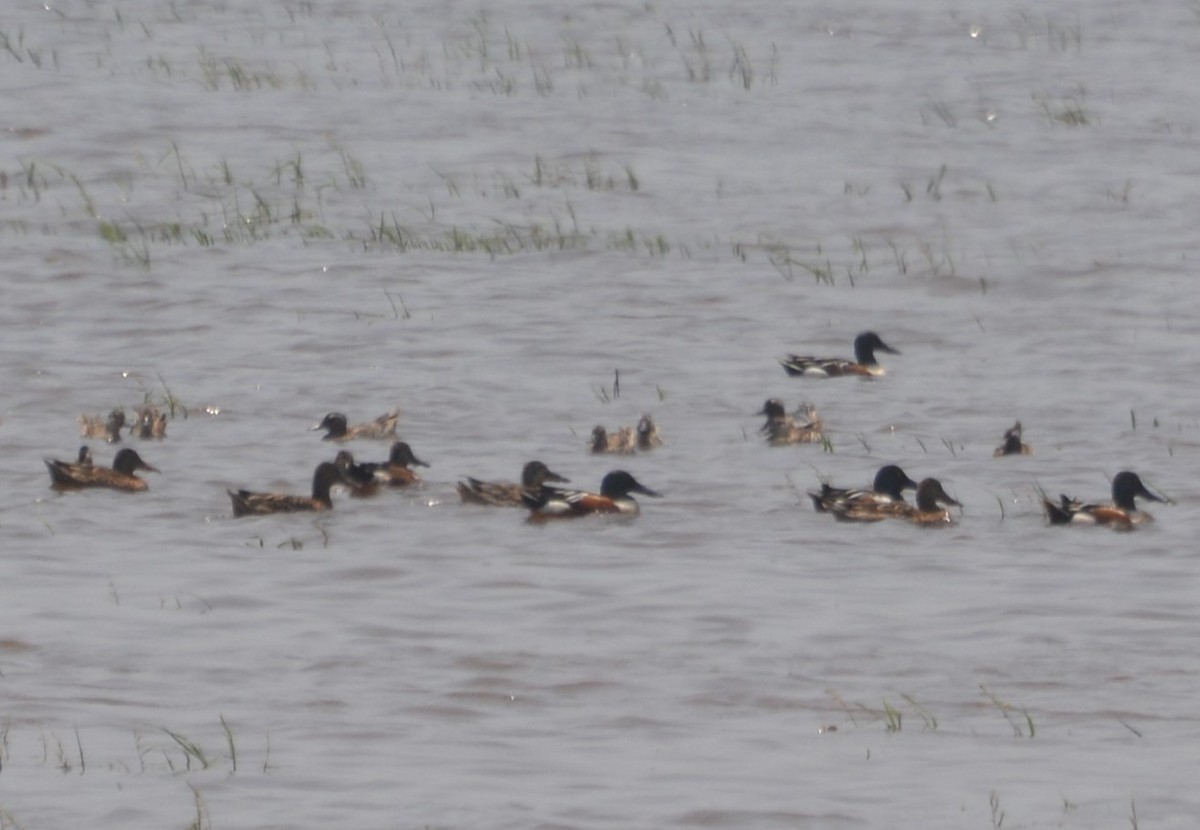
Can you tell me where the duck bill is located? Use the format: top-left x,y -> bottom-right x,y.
1140,485 -> 1168,504
633,483 -> 663,498
544,470 -> 569,484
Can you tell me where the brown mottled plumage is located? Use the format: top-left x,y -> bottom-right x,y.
758,399 -> 824,446
46,447 -> 158,492
457,460 -> 569,507
79,409 -> 126,444
228,462 -> 347,517
312,408 -> 400,441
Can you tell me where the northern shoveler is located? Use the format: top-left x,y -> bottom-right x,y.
758,399 -> 824,445
311,408 -> 401,441
993,421 -> 1032,457
809,464 -> 918,513
79,409 -> 126,443
899,478 -> 962,525
828,476 -> 960,524
367,441 -> 429,487
524,469 -> 661,520
636,415 -> 664,451
457,460 -> 570,507
334,450 -> 382,497
780,331 -> 899,378
45,447 -> 158,492
228,461 -> 347,517
590,424 -> 636,455
132,404 -> 168,439
1043,471 -> 1167,530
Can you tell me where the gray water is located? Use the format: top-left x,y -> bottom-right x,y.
2,1 -> 1198,827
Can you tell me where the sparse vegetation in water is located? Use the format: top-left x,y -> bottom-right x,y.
980,684 -> 1036,738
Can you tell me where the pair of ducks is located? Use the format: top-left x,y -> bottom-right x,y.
229,441 -> 427,517
233,458 -> 663,520
229,409 -> 410,516
590,415 -> 662,454
810,465 -> 960,525
459,461 -> 661,519
45,446 -> 160,492
79,405 -> 168,443
809,464 -> 1167,530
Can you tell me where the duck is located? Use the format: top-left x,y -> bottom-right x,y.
45,447 -> 159,492
334,450 -> 382,497
228,461 -> 347,517
829,477 -> 960,524
311,408 -> 400,441
758,399 -> 824,445
457,460 -> 570,507
1042,471 -> 1167,530
993,421 -> 1032,457
636,414 -> 663,451
780,331 -> 899,378
366,441 -> 429,487
132,404 -> 168,439
898,478 -> 962,525
590,424 -> 636,455
78,409 -> 126,443
809,464 -> 919,513
524,470 -> 661,520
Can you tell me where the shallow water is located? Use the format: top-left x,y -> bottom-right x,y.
1,1 -> 1198,828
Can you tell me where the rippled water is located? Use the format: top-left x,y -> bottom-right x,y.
2,1 -> 1198,827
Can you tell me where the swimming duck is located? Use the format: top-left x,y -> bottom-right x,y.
829,477 -> 960,524
636,415 -> 664,451
311,408 -> 400,441
78,409 -> 126,443
590,424 -> 636,455
524,470 -> 661,520
228,461 -> 348,517
780,331 -> 899,378
132,405 -> 168,439
334,450 -> 382,497
45,447 -> 158,492
758,399 -> 824,445
898,478 -> 962,525
1042,471 -> 1167,530
993,421 -> 1032,457
809,464 -> 919,513
366,441 -> 429,487
457,460 -> 570,507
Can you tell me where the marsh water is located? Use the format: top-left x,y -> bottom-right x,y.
2,1 -> 1199,827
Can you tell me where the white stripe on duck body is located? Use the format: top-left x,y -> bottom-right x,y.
758,399 -> 823,445
1043,471 -> 1167,530
826,477 -> 960,525
780,331 -> 899,378
524,470 -> 661,520
370,441 -> 429,486
809,465 -> 918,514
458,460 -> 570,507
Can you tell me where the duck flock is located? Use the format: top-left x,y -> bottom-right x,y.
48,331 -> 1169,530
